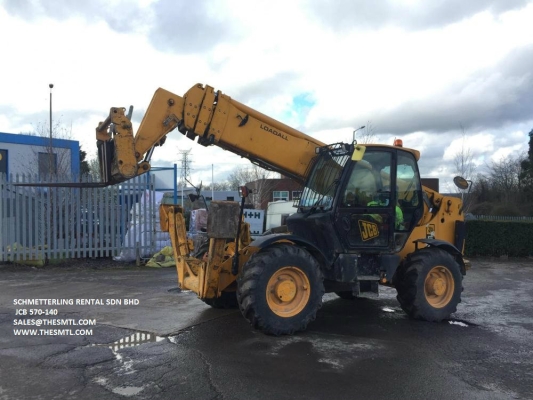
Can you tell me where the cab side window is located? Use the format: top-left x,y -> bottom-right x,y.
342,152 -> 392,207
343,161 -> 377,207
396,153 -> 422,229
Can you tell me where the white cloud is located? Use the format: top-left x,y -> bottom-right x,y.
490,143 -> 525,162
443,133 -> 495,162
0,0 -> 532,188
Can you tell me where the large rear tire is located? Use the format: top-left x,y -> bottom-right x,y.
395,247 -> 463,321
237,244 -> 324,335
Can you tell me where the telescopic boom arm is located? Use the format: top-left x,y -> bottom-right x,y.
96,83 -> 325,185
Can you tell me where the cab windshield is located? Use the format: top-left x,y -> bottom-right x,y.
298,145 -> 352,210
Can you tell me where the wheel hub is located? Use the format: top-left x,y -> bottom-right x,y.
274,279 -> 297,302
426,276 -> 446,296
424,266 -> 455,308
266,266 -> 310,317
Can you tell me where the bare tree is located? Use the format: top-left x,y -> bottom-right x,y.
471,152 -> 527,215
486,154 -> 524,203
88,158 -> 101,179
202,181 -> 232,191
227,165 -> 279,208
452,127 -> 476,212
356,121 -> 377,144
21,118 -> 75,181
453,127 -> 476,182
15,119 -> 82,251
470,132 -> 533,216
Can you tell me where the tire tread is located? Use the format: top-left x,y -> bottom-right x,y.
236,244 -> 324,335
396,247 -> 463,321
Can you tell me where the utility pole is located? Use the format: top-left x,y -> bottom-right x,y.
178,149 -> 192,207
49,83 -> 54,178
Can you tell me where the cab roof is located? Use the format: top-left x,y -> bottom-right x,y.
363,144 -> 420,161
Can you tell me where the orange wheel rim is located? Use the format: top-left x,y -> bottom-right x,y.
424,266 -> 454,308
266,267 -> 310,317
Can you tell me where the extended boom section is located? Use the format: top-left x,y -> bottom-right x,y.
96,83 -> 325,185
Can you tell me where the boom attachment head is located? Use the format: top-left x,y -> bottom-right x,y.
96,107 -> 151,185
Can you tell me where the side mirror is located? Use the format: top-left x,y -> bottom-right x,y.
453,176 -> 469,190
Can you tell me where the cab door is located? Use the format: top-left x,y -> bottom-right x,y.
334,149 -> 395,251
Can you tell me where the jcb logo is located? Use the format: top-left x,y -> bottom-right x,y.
359,220 -> 379,241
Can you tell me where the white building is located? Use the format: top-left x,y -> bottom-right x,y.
0,132 -> 80,179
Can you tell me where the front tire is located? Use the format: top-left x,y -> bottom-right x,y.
395,247 -> 463,322
237,244 -> 324,335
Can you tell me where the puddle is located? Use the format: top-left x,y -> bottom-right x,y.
92,377 -> 146,397
93,332 -> 167,352
167,287 -> 193,293
112,386 -> 145,396
266,334 -> 384,371
382,307 -> 395,313
448,320 -> 469,327
168,336 -> 180,344
91,332 -> 177,395
91,332 -> 169,374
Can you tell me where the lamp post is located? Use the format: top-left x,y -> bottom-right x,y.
49,84 -> 53,141
352,125 -> 365,143
49,83 -> 54,178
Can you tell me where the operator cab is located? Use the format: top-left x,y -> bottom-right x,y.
289,142 -> 424,256
337,146 -> 423,252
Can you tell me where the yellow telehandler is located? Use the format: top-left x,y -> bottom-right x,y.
95,83 -> 467,335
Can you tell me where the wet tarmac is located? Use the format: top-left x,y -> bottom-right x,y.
0,259 -> 532,399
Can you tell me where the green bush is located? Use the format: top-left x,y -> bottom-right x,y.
465,220 -> 533,257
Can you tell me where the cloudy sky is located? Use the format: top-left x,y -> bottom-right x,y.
1,0 -> 532,191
